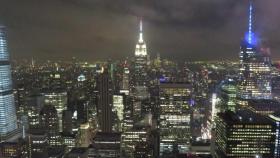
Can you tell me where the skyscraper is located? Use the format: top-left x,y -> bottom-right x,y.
133,19 -> 149,89
238,1 -> 272,102
97,68 -> 113,133
40,104 -> 61,146
132,19 -> 150,120
43,90 -> 67,133
0,25 -> 18,140
214,110 -> 276,157
159,82 -> 192,155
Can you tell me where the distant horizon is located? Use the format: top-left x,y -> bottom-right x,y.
1,0 -> 280,61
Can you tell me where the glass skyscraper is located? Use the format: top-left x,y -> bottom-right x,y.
238,2 -> 272,102
0,25 -> 18,140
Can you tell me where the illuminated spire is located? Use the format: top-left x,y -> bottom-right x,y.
135,18 -> 147,56
248,1 -> 253,44
139,18 -> 144,43
245,0 -> 257,45
140,18 -> 143,32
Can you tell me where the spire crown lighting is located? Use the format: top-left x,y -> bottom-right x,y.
139,19 -> 144,43
135,18 -> 147,56
245,0 -> 256,45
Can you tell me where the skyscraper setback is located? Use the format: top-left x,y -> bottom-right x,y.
0,26 -> 18,140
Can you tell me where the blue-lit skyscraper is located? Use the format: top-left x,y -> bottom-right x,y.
0,26 -> 18,140
237,1 -> 272,102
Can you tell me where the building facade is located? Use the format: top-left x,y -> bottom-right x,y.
0,25 -> 18,140
159,82 -> 192,155
215,110 -> 276,157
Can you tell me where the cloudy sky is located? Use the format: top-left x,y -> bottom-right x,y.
0,0 -> 279,61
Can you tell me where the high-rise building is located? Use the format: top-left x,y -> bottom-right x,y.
120,61 -> 130,95
122,95 -> 134,132
61,133 -> 77,152
77,123 -> 92,147
89,132 -> 121,158
121,126 -> 151,158
62,110 -> 73,134
26,93 -> 44,131
97,68 -> 113,133
133,19 -> 150,108
217,79 -> 237,112
214,110 -> 276,158
28,131 -> 49,158
39,104 -> 61,146
76,99 -> 89,124
159,82 -> 192,155
238,1 -> 272,102
112,95 -> 124,132
0,25 -> 18,140
43,90 -> 67,133
134,19 -> 148,87
268,112 -> 280,158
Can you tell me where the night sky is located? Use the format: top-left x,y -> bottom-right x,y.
0,0 -> 279,61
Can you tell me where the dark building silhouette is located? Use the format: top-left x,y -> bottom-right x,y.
97,68 -> 113,133
40,104 -> 61,146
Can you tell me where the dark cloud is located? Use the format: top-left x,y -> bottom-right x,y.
0,0 -> 279,61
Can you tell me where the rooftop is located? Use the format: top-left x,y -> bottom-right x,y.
218,109 -> 274,125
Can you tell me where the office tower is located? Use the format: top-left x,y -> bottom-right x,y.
214,110 -> 276,158
43,90 -> 67,132
271,76 -> 280,101
76,99 -> 89,124
26,93 -> 44,130
28,131 -> 49,158
97,68 -> 113,133
268,112 -> 280,157
0,25 -> 18,141
88,132 -> 121,158
122,95 -> 134,132
247,99 -> 280,115
238,1 -> 271,102
16,85 -> 28,116
112,95 -> 124,132
217,79 -> 237,112
77,123 -> 91,147
193,69 -> 209,100
62,110 -> 73,134
61,133 -> 77,152
40,104 -> 61,146
159,82 -> 192,156
120,62 -> 130,95
0,141 -> 26,157
121,126 -> 151,158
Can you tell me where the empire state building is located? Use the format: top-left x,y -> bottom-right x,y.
134,19 -> 148,88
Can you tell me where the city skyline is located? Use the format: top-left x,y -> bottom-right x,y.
1,1 -> 280,158
0,0 -> 280,61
